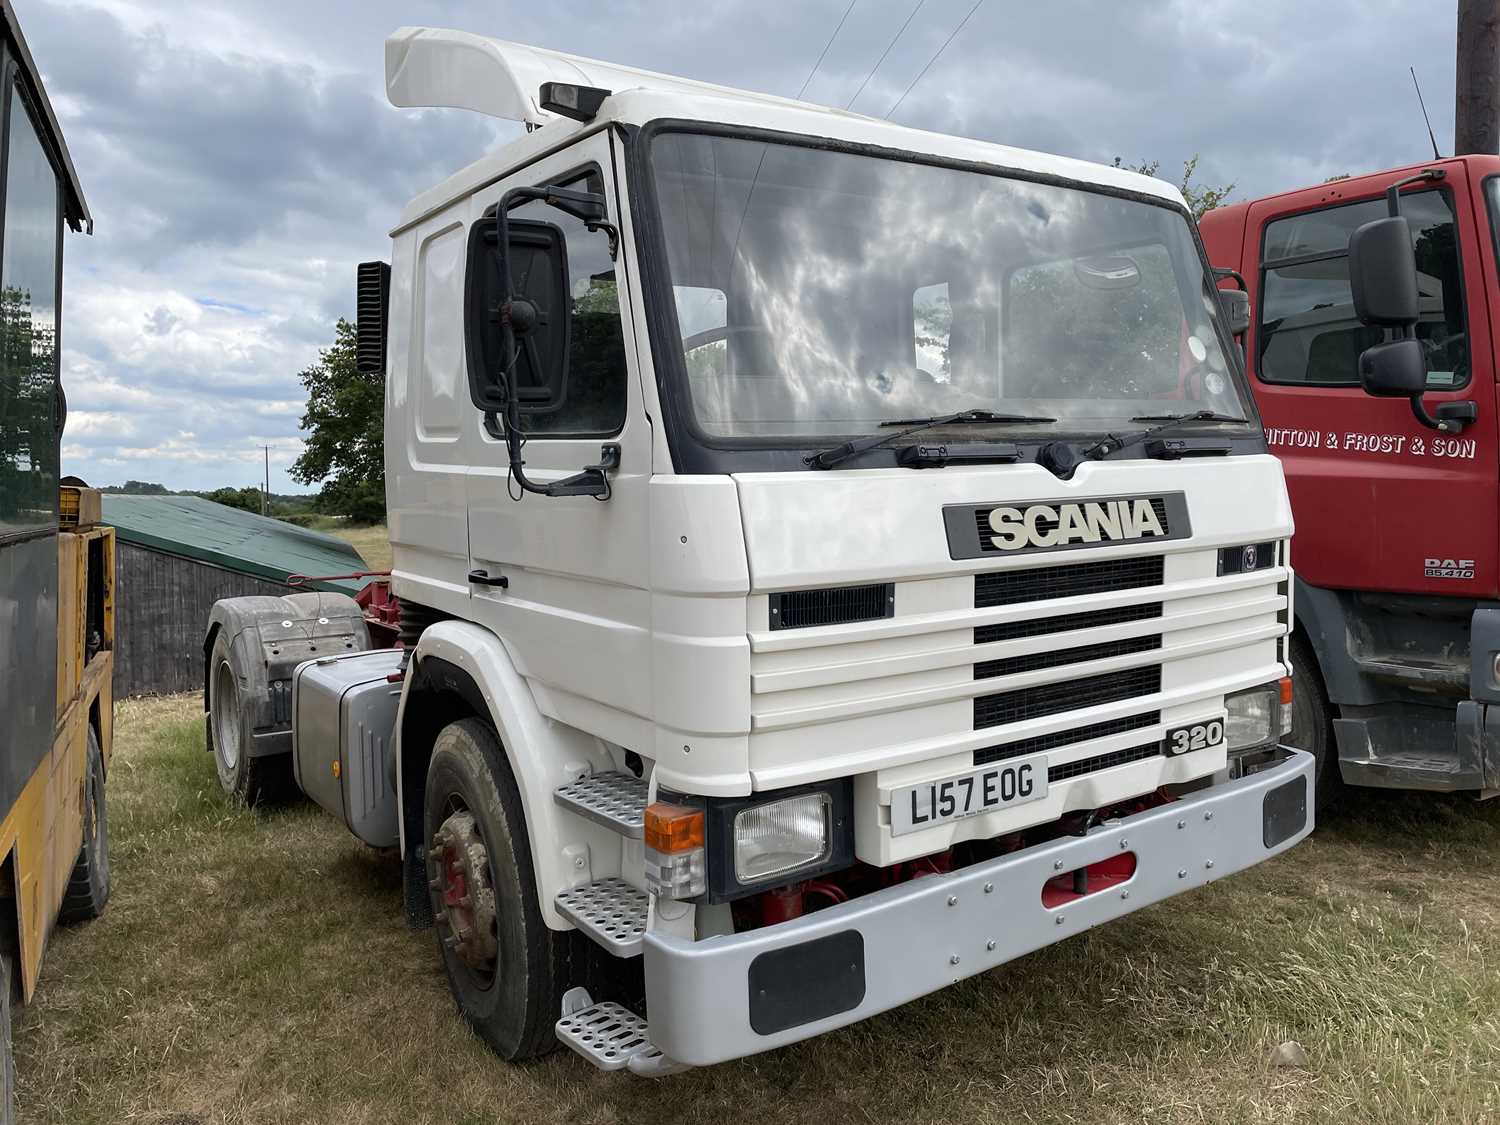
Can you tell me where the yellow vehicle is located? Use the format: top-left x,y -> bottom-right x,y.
0,1 -> 108,1117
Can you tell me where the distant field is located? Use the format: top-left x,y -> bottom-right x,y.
19,695 -> 1500,1123
327,522 -> 391,571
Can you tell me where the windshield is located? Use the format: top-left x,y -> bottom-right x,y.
648,132 -> 1250,442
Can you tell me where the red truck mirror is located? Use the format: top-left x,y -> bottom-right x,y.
1357,337 -> 1427,397
1348,216 -> 1419,326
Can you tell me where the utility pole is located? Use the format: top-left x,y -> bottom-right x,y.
263,445 -> 270,516
1456,0 -> 1500,154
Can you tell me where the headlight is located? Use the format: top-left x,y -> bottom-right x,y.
734,792 -> 831,883
1225,677 -> 1293,752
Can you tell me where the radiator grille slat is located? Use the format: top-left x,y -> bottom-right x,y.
973,666 -> 1161,729
975,556 -> 1164,608
974,635 -> 1161,680
974,712 -> 1161,766
975,602 -> 1162,646
1048,742 -> 1161,782
770,583 -> 894,631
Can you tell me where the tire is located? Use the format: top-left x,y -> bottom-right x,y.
424,718 -> 577,1061
207,632 -> 289,805
58,725 -> 110,924
1288,634 -> 1341,813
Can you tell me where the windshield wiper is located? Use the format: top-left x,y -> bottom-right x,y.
1082,410 -> 1249,460
806,409 -> 1057,470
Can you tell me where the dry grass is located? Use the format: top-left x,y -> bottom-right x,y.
19,694 -> 1500,1123
326,524 -> 391,572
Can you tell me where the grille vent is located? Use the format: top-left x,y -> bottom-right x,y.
974,711 -> 1160,766
974,666 -> 1161,729
973,498 -> 1170,553
1049,742 -> 1161,782
355,261 -> 391,376
769,583 -> 894,631
975,556 -> 1163,609
974,635 -> 1161,681
975,602 -> 1162,646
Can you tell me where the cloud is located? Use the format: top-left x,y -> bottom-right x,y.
15,0 -> 1459,490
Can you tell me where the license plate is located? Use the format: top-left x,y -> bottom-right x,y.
890,753 -> 1048,836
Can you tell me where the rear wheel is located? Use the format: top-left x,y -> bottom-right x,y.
208,633 -> 288,805
59,725 -> 109,924
1288,634 -> 1341,812
424,718 -> 576,1061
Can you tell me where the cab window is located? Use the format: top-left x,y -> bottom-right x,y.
1258,190 -> 1468,388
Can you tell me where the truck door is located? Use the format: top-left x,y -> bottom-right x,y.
464,129 -> 654,745
1244,169 -> 1498,600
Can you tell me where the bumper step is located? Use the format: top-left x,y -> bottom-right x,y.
555,877 -> 647,956
554,771 -> 647,836
556,1000 -> 664,1071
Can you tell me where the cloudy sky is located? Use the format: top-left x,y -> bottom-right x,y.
22,0 -> 1458,492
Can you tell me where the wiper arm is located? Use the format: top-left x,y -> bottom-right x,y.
806,409 -> 1056,470
1082,410 -> 1249,460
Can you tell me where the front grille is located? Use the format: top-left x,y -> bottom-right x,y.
973,666 -> 1161,729
973,498 -> 1170,553
769,583 -> 893,630
975,602 -> 1162,645
974,711 -> 1160,766
974,635 -> 1161,680
975,556 -> 1164,609
1049,742 -> 1161,782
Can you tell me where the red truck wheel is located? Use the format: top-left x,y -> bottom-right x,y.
1289,635 -> 1341,812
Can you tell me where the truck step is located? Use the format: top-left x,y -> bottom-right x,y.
556,1000 -> 665,1071
554,771 -> 647,837
555,877 -> 647,956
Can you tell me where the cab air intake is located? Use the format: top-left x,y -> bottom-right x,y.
769,583 -> 894,631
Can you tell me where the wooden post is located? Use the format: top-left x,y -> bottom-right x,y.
1456,0 -> 1500,154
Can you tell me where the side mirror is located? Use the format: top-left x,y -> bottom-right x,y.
465,217 -> 571,415
1349,216 -> 1418,326
355,261 -> 390,376
1358,337 -> 1427,397
1218,288 -> 1250,336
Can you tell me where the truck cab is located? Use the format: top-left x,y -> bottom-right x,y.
1200,156 -> 1500,797
208,28 -> 1314,1074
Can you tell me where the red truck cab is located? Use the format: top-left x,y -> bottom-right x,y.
1201,156 -> 1500,801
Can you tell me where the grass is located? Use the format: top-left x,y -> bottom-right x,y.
19,695 -> 1500,1123
326,524 -> 391,572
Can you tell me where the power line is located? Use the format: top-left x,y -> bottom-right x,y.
845,0 -> 927,111
797,0 -> 860,100
883,0 -> 984,120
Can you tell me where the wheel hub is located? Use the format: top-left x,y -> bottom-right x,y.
428,811 -> 498,973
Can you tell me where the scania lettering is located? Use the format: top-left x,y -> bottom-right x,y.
205,28 -> 1313,1075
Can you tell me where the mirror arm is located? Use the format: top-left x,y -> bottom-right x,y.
1384,168 -> 1446,218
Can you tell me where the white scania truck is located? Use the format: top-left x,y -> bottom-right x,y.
204,28 -> 1314,1075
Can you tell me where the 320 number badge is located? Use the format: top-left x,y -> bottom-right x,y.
1164,718 -> 1225,757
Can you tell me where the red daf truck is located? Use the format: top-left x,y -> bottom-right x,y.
1200,157 -> 1500,805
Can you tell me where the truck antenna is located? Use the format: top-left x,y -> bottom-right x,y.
1411,66 -> 1442,160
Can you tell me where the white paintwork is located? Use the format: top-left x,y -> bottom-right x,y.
386,29 -> 1184,236
378,28 -> 1298,973
395,620 -> 621,928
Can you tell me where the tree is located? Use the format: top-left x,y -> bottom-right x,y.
203,485 -> 264,513
290,318 -> 385,524
1113,155 -> 1235,218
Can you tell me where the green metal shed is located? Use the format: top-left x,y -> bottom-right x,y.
103,495 -> 370,696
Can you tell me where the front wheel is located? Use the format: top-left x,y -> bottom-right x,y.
424,718 -> 576,1061
59,725 -> 109,924
1288,634 -> 1341,813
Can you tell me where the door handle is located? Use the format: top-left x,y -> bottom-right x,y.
468,569 -> 509,589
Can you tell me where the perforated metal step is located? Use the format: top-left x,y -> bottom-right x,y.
556,1001 -> 664,1071
555,878 -> 647,956
554,771 -> 647,837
